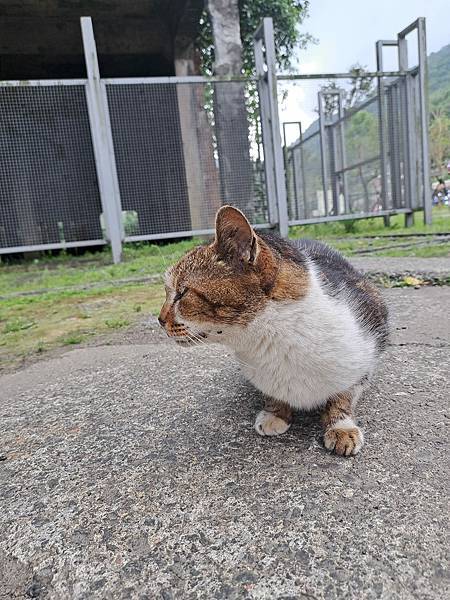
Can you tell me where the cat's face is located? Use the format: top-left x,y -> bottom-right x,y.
158,206 -> 281,344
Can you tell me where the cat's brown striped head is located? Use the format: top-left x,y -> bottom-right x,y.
158,206 -> 308,344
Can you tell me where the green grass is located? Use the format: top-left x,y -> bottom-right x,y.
62,334 -> 85,346
3,317 -> 36,334
290,209 -> 450,258
290,208 -> 450,240
0,282 -> 165,372
1,208 -> 448,371
0,238 -> 198,297
105,317 -> 130,329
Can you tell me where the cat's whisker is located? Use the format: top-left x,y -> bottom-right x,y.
181,329 -> 252,369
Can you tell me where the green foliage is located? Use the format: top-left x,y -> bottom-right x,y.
198,1 -> 314,76
428,44 -> 450,95
428,44 -> 450,173
343,220 -> 357,234
346,110 -> 379,163
62,334 -> 84,346
429,107 -> 450,172
290,208 -> 450,239
105,318 -> 130,329
346,64 -> 375,108
319,64 -> 375,117
3,318 -> 35,334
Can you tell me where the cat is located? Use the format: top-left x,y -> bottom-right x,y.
159,205 -> 388,456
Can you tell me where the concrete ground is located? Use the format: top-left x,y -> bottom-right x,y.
1,283 -> 449,599
348,256 -> 450,280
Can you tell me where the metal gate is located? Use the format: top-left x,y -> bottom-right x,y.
278,18 -> 431,231
0,17 -> 431,263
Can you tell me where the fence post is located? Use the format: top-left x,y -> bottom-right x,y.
80,16 -> 123,263
317,92 -> 329,216
338,91 -> 349,214
398,35 -> 415,227
328,125 -> 339,215
254,18 -> 289,237
282,121 -> 302,220
376,40 -> 395,227
298,123 -> 308,219
417,18 -> 432,225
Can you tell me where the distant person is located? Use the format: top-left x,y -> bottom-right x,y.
433,178 -> 448,206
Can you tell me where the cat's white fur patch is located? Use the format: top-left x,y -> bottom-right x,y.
230,265 -> 376,410
254,410 -> 291,436
331,416 -> 359,430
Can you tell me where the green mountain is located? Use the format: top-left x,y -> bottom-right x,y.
428,43 -> 450,97
428,43 -> 450,118
428,43 -> 450,172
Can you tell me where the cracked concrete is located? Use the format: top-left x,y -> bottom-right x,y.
0,287 -> 449,599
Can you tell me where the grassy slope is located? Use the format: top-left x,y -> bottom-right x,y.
1,209 -> 449,371
0,242 -> 195,371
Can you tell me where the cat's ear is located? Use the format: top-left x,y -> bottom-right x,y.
215,205 -> 259,265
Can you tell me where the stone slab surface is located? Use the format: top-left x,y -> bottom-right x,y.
349,256 -> 450,278
1,287 -> 449,599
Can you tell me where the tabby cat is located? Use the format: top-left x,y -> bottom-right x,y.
159,206 -> 388,456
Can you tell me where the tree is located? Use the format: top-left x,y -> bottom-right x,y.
319,64 -> 375,118
429,107 -> 450,174
197,1 -> 312,215
205,0 -> 252,214
429,87 -> 450,175
198,1 -> 313,77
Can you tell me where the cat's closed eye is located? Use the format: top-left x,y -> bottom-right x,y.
174,289 -> 187,303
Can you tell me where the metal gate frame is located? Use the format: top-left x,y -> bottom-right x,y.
0,17 -> 431,263
277,18 -> 431,229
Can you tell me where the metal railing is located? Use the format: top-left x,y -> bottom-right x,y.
282,18 -> 430,230
0,17 -> 431,262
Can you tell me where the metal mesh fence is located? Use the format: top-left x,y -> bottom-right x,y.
106,80 -> 268,239
409,72 -> 424,210
0,66 -> 427,255
282,74 -> 422,223
341,96 -> 382,213
384,77 -> 407,210
0,84 -> 104,251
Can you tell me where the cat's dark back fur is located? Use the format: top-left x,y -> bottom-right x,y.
259,232 -> 389,350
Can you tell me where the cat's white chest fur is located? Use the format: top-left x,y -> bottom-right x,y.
230,270 -> 376,410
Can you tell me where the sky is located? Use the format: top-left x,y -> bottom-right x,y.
279,0 -> 450,140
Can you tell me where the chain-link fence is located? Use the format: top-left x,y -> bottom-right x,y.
105,79 -> 268,241
0,82 -> 104,252
0,17 -> 430,261
283,68 -> 427,225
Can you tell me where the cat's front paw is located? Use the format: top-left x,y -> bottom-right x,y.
254,410 -> 291,437
323,419 -> 364,456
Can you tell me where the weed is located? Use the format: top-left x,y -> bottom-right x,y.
3,318 -> 35,333
62,334 -> 84,345
105,318 -> 130,329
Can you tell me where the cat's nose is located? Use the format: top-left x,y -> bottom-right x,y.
158,316 -> 166,327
